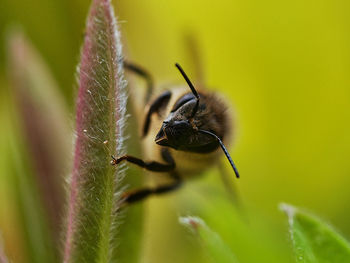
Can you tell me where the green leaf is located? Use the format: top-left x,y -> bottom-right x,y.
280,203 -> 350,263
6,29 -> 70,263
7,122 -> 58,263
7,29 -> 70,246
62,0 -> 127,262
180,216 -> 239,263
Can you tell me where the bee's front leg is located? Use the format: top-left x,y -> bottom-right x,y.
111,155 -> 175,172
111,148 -> 175,172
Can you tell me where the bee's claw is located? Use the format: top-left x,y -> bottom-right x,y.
110,155 -> 118,165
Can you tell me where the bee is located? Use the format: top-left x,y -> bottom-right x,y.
111,62 -> 240,204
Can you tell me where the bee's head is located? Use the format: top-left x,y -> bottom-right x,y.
155,95 -> 216,152
155,119 -> 193,149
154,63 -> 240,178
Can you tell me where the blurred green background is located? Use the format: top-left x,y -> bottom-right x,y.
1,0 -> 350,262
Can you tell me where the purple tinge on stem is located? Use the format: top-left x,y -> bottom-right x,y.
63,0 -> 126,261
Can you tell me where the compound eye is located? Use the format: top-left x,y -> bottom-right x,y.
171,93 -> 196,112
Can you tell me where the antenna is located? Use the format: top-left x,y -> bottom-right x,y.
175,63 -> 200,118
199,129 -> 240,178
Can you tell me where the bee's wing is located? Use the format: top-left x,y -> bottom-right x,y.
184,34 -> 205,87
218,161 -> 248,222
218,161 -> 241,204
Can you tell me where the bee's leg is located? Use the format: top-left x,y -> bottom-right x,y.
142,90 -> 171,137
120,172 -> 182,204
124,61 -> 154,103
114,148 -> 181,204
111,148 -> 175,172
111,154 -> 175,172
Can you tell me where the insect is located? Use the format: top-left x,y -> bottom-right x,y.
111,62 -> 240,204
